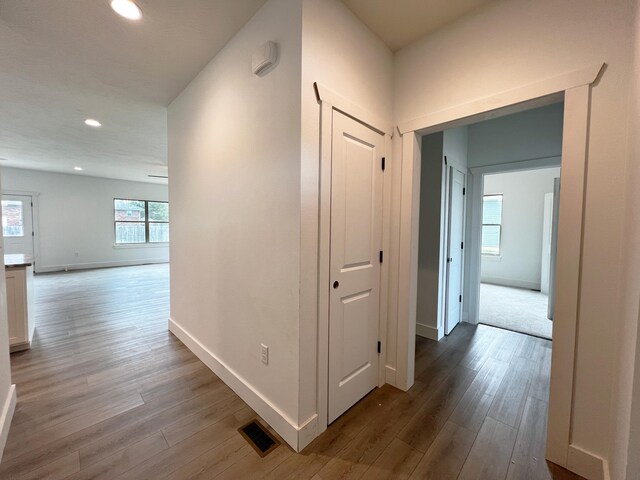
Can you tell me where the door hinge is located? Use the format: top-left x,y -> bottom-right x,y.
459,295 -> 462,303
32,232 -> 34,237
379,251 -> 383,263
461,242 -> 464,250
31,202 -> 33,207
381,157 -> 386,171
377,341 -> 381,354
463,187 -> 466,195
444,155 -> 448,165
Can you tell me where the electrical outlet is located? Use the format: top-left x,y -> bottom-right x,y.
260,344 -> 269,365
74,252 -> 79,257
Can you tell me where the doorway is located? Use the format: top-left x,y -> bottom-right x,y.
478,167 -> 561,340
395,65 -> 601,471
1,194 -> 35,259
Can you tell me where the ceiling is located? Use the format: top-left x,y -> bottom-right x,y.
0,0 -> 266,184
0,0 -> 494,184
342,0 -> 496,51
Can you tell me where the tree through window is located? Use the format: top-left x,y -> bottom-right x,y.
114,199 -> 169,244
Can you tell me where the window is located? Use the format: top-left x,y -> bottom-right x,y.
114,199 -> 169,244
2,200 -> 25,237
482,194 -> 503,255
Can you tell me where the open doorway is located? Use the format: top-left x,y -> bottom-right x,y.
479,167 -> 561,340
409,102 -> 566,477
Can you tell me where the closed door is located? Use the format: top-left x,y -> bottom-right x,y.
328,110 -> 383,423
2,195 -> 34,258
445,167 -> 466,335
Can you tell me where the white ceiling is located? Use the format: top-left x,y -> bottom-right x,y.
0,0 -> 494,185
0,0 -> 266,184
342,0 -> 496,51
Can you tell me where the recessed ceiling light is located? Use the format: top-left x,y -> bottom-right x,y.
74,166 -> 83,171
85,118 -> 102,127
110,0 -> 142,20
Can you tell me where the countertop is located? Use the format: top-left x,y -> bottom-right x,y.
5,254 -> 33,268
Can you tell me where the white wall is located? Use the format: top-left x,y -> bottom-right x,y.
611,0 -> 640,478
0,168 -> 14,461
481,167 -> 561,290
1,168 -> 169,272
299,0 -> 392,430
393,0 -> 635,465
168,0 -> 304,446
467,103 -> 564,168
416,133 -> 444,338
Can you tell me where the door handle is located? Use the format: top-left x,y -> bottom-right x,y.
333,281 -> 339,289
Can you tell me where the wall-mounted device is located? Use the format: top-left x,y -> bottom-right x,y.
252,41 -> 279,77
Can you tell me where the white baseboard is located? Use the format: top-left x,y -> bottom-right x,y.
567,444 -> 610,480
416,322 -> 442,341
481,277 -> 541,291
168,318 -> 316,452
385,365 -> 397,385
37,259 -> 169,273
0,384 -> 16,463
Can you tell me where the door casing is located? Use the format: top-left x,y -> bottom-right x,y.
314,83 -> 393,441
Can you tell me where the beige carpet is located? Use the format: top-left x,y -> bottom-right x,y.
479,283 -> 552,339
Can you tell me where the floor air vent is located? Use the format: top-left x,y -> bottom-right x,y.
238,420 -> 280,457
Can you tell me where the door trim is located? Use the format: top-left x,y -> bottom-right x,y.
2,191 -> 40,270
444,165 -> 467,335
316,85 -> 392,437
392,64 -> 605,475
466,156 -> 562,326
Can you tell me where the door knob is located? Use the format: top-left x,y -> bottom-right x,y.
333,281 -> 339,289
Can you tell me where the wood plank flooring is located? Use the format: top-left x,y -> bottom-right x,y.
2,264 -> 584,479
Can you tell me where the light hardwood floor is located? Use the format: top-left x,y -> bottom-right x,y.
1,264 -> 583,479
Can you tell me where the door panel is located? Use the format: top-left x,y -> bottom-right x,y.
445,167 -> 466,335
328,111 -> 383,423
2,194 -> 34,258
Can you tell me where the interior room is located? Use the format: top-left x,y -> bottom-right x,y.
0,1 -> 639,480
479,167 -> 561,339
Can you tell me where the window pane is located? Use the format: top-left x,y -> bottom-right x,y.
2,200 -> 24,237
149,223 -> 169,243
148,202 -> 169,222
114,199 -> 146,221
483,195 -> 503,224
115,222 -> 146,244
482,225 -> 501,255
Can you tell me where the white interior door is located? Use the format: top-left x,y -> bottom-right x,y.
328,110 -> 383,423
2,194 -> 34,258
445,167 -> 466,335
548,177 -> 561,320
541,192 -> 554,295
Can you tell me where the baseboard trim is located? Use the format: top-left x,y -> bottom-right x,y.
37,259 -> 169,274
168,318 -> 315,452
481,277 -> 541,291
0,385 -> 16,463
385,365 -> 397,385
416,322 -> 442,341
567,444 -> 610,480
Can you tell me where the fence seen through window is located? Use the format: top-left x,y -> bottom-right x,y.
114,199 -> 169,244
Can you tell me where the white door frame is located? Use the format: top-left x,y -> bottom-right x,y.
2,190 -> 41,270
314,83 -> 393,435
393,63 -> 605,475
444,162 -> 467,335
465,156 -> 562,325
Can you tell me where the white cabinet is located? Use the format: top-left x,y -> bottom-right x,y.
6,265 -> 34,352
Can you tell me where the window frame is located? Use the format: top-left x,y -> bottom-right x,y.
481,194 -> 503,256
114,198 -> 169,245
